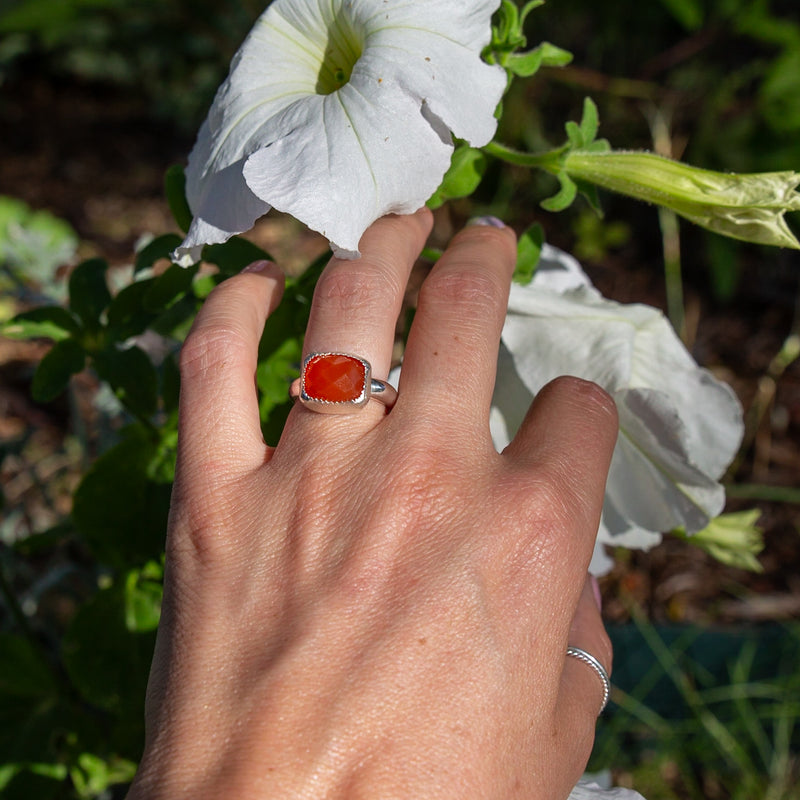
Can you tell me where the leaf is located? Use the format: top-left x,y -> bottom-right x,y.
579,97 -> 600,145
541,172 -> 578,212
0,769 -> 63,800
0,634 -> 57,698
31,338 -> 85,402
143,262 -> 199,311
202,236 -> 272,274
105,277 -> 159,341
68,258 -> 111,330
92,344 -> 159,418
657,0 -> 704,30
72,424 -> 170,567
124,563 -> 163,633
62,584 -> 155,716
161,351 -> 181,415
257,337 -> 302,446
505,42 -> 572,77
427,146 -> 489,209
514,223 -> 544,284
164,164 -> 193,233
1,306 -> 81,342
134,233 -> 184,274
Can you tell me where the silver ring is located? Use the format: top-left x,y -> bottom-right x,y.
566,646 -> 610,715
289,352 -> 397,414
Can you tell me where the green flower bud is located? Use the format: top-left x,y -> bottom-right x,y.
674,509 -> 764,572
564,150 -> 800,249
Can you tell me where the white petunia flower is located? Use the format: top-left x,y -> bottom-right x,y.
173,0 -> 507,265
490,245 -> 744,575
568,780 -> 647,800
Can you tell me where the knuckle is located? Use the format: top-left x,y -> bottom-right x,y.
419,267 -> 507,314
549,376 -> 618,424
314,263 -> 398,314
179,326 -> 250,381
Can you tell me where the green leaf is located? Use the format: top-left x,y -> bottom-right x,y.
579,97 -> 600,146
518,0 -> 545,27
124,563 -> 163,633
134,233 -> 184,274
68,258 -> 111,330
161,352 -> 181,415
62,584 -> 154,715
427,146 -> 489,209
541,173 -> 578,212
164,164 -> 193,233
505,42 -> 572,77
31,338 -> 85,402
514,223 -> 544,284
105,277 -> 158,341
0,634 -> 57,698
202,236 -> 272,274
70,753 -> 137,799
257,337 -> 302,446
657,0 -> 704,30
143,262 -> 199,311
0,769 -> 63,800
92,344 -> 159,418
1,306 -> 81,341
72,424 -> 170,567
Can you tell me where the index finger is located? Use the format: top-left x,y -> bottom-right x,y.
176,261 -> 285,478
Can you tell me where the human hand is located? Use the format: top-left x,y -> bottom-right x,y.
127,210 -> 618,800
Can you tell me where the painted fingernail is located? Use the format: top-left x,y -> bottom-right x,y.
241,259 -> 275,274
467,215 -> 506,229
590,575 -> 603,611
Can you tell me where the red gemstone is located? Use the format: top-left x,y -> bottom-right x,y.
303,353 -> 366,403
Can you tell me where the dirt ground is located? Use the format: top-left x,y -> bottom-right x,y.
1,74 -> 799,628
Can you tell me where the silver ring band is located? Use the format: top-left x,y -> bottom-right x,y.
566,646 -> 610,715
289,352 -> 397,414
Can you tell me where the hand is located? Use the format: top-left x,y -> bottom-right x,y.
127,210 -> 618,800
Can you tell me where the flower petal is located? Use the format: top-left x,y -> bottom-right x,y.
358,0 -> 506,146
243,76 -> 454,257
569,781 -> 647,800
610,388 -> 726,533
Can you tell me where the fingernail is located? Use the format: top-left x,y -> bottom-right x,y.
590,576 -> 603,611
467,215 -> 506,229
241,259 -> 275,274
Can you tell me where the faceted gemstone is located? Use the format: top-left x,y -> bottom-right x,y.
303,353 -> 366,403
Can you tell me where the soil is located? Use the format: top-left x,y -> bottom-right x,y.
1,73 -> 799,631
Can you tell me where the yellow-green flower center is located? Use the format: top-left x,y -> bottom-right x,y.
315,13 -> 364,95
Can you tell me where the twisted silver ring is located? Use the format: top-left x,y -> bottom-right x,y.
289,352 -> 397,414
566,646 -> 610,715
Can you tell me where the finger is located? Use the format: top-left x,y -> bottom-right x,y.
503,377 -> 618,585
399,219 -> 517,426
303,209 -> 433,382
177,261 -> 284,475
559,577 -> 613,722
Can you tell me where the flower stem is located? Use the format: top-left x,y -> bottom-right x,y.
483,141 -> 566,173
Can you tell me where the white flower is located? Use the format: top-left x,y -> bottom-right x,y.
173,0 -> 506,265
569,781 -> 647,800
491,245 -> 744,575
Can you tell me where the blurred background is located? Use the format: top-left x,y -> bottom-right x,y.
1,0 -> 798,797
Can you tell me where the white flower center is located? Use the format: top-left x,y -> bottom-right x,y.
315,11 -> 364,95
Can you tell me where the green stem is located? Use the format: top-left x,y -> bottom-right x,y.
483,141 -> 566,173
420,246 -> 443,263
725,483 -> 800,504
658,205 -> 685,337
